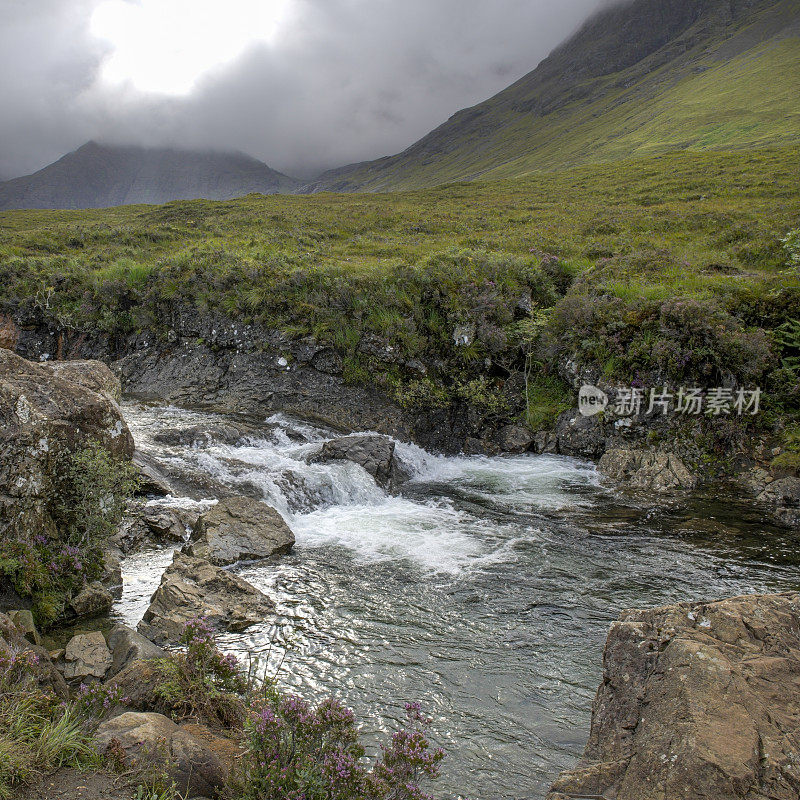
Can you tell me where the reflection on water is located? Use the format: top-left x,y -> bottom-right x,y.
118,402 -> 800,800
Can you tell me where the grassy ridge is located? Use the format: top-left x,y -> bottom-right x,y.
0,146 -> 799,439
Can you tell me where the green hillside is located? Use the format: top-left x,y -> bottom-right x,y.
309,0 -> 800,191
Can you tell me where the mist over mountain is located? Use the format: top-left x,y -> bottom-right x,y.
0,141 -> 299,210
307,0 -> 800,191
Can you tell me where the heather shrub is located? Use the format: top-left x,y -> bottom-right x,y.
152,617 -> 248,727
233,694 -> 444,800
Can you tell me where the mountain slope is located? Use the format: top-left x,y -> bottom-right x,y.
0,142 -> 300,210
308,0 -> 800,192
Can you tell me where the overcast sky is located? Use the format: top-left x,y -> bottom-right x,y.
0,0 -> 609,179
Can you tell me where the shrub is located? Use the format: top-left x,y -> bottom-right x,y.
152,617 -> 247,727
0,646 -> 120,799
0,440 -> 139,628
234,694 -> 444,800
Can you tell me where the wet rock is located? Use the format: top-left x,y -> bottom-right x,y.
95,712 -> 227,798
142,506 -> 187,542
138,552 -> 274,645
757,477 -> 800,528
63,631 -> 112,681
554,409 -> 606,457
532,431 -> 558,454
133,451 -> 174,496
186,495 -> 294,566
494,424 -> 535,454
69,581 -> 114,620
310,434 -> 410,489
113,501 -> 187,554
463,437 -> 502,456
101,549 -> 123,599
546,592 -> 800,800
598,448 -> 697,492
107,624 -> 165,678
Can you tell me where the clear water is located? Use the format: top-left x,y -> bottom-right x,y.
117,402 -> 800,800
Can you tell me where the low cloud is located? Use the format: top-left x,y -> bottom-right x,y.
0,0 -> 607,179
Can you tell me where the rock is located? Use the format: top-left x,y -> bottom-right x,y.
138,552 -> 274,645
532,430 -> 558,454
7,609 -> 41,645
757,476 -> 800,528
107,624 -> 165,678
101,549 -> 123,599
69,581 -> 114,620
109,658 -> 162,710
0,349 -> 134,567
186,496 -> 294,566
0,612 -> 68,698
463,437 -> 502,456
94,712 -> 227,798
133,451 -> 174,496
554,409 -> 606,457
546,592 -> 800,800
598,447 -> 697,492
310,434 -> 409,489
63,631 -> 112,681
142,506 -> 187,542
40,359 -> 122,402
494,424 -> 534,454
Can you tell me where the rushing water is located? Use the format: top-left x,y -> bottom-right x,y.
117,402 -> 800,800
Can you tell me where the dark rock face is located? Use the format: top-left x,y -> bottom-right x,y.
547,592 -> 800,800
757,477 -> 800,528
186,496 -> 295,566
310,434 -> 410,489
138,552 -> 274,645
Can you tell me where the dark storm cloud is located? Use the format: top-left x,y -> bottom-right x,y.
0,0 -> 609,179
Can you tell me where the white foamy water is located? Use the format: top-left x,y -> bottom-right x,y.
118,401 -> 800,800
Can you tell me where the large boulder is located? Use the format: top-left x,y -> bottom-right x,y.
94,712 -> 227,798
0,349 -> 134,578
186,495 -> 294,566
40,359 -> 122,402
598,447 -> 697,492
547,592 -> 800,800
63,631 -> 112,681
554,410 -> 606,457
138,552 -> 274,645
310,434 -> 409,488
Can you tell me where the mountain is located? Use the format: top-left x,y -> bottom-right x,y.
0,142 -> 300,210
308,0 -> 800,192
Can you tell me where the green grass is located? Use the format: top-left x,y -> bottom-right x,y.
0,145 -> 798,439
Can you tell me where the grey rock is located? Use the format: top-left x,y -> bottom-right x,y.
63,631 -> 112,681
554,409 -> 606,457
107,624 -> 165,677
494,424 -> 535,454
133,451 -> 174,496
310,434 -> 410,488
757,477 -> 800,528
138,552 -> 274,645
95,711 -> 227,798
186,496 -> 294,566
598,448 -> 697,492
69,581 -> 114,620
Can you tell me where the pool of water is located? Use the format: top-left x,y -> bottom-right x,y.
116,402 -> 800,799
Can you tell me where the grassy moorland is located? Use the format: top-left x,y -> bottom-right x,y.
1,146 -> 799,456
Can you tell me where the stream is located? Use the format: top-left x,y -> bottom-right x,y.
115,402 -> 800,800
